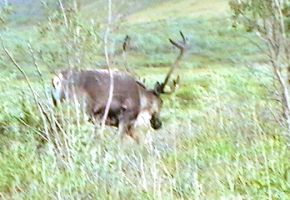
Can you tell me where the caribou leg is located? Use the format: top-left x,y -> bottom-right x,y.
126,125 -> 140,144
117,110 -> 139,143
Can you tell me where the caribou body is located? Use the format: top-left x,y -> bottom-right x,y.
51,32 -> 186,142
52,69 -> 162,140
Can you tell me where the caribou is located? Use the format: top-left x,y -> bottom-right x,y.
51,32 -> 186,142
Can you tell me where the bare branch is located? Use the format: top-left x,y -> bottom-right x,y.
27,42 -> 50,100
2,40 -> 39,104
58,0 -> 68,28
100,0 -> 114,135
1,37 -> 66,144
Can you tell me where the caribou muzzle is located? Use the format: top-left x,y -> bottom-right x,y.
150,114 -> 162,130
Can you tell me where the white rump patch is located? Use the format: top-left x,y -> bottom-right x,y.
51,73 -> 63,101
52,73 -> 63,89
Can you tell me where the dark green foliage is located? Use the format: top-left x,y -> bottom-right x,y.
230,0 -> 290,34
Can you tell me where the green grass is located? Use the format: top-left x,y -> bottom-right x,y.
125,0 -> 229,24
0,0 -> 289,199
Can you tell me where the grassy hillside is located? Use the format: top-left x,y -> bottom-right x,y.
125,0 -> 229,24
0,0 -> 289,199
3,0 -> 168,25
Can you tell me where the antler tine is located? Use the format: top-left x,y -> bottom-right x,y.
122,35 -> 130,51
157,31 -> 186,94
180,31 -> 186,44
122,35 -> 139,77
168,31 -> 186,49
163,75 -> 180,94
169,39 -> 185,50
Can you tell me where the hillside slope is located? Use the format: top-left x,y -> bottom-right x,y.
3,0 -> 169,25
124,0 -> 229,24
4,0 -> 228,25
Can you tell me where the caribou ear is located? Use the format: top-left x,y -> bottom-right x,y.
154,81 -> 163,96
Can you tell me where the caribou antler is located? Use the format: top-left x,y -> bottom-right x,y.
122,35 -> 130,51
122,35 -> 140,79
155,31 -> 186,95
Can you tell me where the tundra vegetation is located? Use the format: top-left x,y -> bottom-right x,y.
0,0 -> 290,199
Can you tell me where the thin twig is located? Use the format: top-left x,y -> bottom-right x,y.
58,0 -> 68,28
2,40 -> 39,105
27,42 -> 50,100
100,0 -> 114,135
1,38 -> 66,143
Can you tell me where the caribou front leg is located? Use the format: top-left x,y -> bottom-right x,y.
118,110 -> 139,143
126,125 -> 140,144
